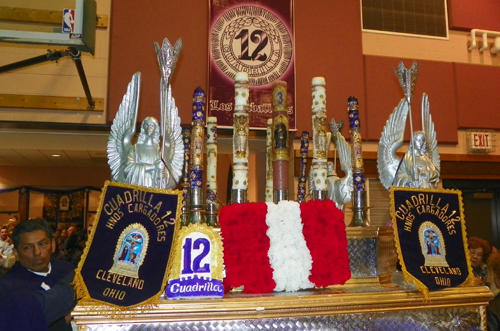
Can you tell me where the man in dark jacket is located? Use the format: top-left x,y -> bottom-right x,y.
0,219 -> 76,331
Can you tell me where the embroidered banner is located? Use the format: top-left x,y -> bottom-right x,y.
390,187 -> 474,297
166,223 -> 224,299
74,181 -> 182,309
208,0 -> 295,129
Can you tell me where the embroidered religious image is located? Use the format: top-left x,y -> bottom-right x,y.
419,221 -> 449,267
109,223 -> 149,278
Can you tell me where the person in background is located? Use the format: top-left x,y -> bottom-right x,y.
0,219 -> 76,331
58,226 -> 83,266
0,226 -> 14,277
487,250 -> 500,330
53,228 -> 62,258
468,236 -> 491,286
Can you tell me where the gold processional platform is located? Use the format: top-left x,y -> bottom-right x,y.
73,283 -> 492,331
73,226 -> 493,330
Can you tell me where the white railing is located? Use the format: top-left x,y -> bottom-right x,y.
468,29 -> 500,54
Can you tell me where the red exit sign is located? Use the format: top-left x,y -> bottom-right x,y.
467,131 -> 494,152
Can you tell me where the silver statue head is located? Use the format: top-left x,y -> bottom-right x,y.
138,117 -> 160,144
410,131 -> 427,155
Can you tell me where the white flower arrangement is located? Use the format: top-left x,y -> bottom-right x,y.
265,201 -> 314,292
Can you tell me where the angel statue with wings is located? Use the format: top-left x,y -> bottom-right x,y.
378,61 -> 440,190
327,119 -> 353,211
107,38 -> 184,189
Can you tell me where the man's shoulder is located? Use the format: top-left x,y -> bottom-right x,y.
50,258 -> 75,274
0,262 -> 39,288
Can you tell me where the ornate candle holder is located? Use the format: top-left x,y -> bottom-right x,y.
297,131 -> 309,203
188,87 -> 207,224
265,118 -> 274,203
231,72 -> 250,204
180,127 -> 191,226
346,96 -> 370,227
271,81 -> 289,203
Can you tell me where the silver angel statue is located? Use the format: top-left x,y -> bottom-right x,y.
378,94 -> 440,189
107,38 -> 184,189
327,119 -> 353,211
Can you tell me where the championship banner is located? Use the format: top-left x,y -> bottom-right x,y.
74,181 -> 182,310
390,187 -> 474,298
208,0 -> 295,129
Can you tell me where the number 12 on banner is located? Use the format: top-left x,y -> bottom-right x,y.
181,234 -> 211,275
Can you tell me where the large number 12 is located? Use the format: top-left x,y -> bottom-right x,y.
181,237 -> 211,274
235,29 -> 268,61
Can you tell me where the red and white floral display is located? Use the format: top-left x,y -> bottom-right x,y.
219,199 -> 350,293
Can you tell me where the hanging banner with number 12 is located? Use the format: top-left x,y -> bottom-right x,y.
208,0 -> 295,129
166,223 -> 224,299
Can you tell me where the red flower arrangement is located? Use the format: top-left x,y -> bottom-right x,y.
219,200 -> 351,294
219,202 -> 276,293
300,199 -> 351,287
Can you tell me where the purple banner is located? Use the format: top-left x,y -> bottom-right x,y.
209,0 -> 295,129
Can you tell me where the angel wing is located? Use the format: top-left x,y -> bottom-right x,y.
330,120 -> 353,203
107,73 -> 140,183
421,93 -> 440,173
377,98 -> 410,189
159,84 -> 183,189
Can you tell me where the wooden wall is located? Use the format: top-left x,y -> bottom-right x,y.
107,0 -> 500,145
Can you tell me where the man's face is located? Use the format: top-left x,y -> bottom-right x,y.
68,227 -> 76,237
0,229 -> 8,240
14,230 -> 55,272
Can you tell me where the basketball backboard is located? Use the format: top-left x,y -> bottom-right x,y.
0,0 -> 96,54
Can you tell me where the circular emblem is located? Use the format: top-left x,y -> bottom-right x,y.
211,6 -> 292,86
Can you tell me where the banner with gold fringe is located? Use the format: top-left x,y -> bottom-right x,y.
74,181 -> 182,311
166,223 -> 224,299
390,187 -> 474,298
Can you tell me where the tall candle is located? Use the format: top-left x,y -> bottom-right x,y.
347,96 -> 370,227
298,131 -> 309,203
265,118 -> 274,202
272,81 -> 289,203
231,72 -> 249,203
310,77 -> 328,200
206,116 -> 218,205
188,87 -> 206,224
180,127 -> 191,225
348,96 -> 365,192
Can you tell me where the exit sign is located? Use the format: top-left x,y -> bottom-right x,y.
467,131 -> 495,153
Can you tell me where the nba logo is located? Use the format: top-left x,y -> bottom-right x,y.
62,9 -> 75,33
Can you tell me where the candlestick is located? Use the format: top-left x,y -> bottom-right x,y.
231,72 -> 249,204
206,116 -> 219,226
189,87 -> 206,224
180,127 -> 191,226
347,96 -> 370,227
298,131 -> 309,203
272,81 -> 289,203
310,77 -> 328,201
265,118 -> 274,203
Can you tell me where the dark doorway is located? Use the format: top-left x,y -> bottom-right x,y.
443,179 -> 500,249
